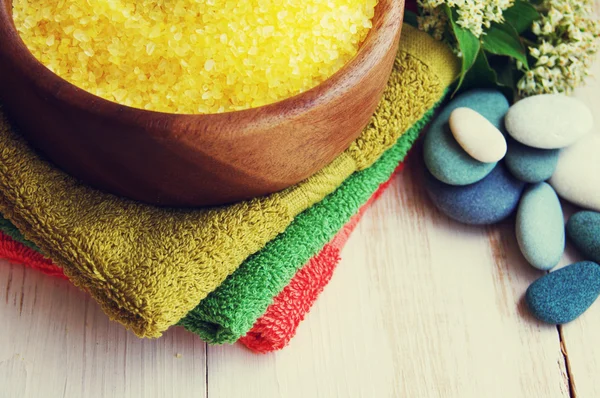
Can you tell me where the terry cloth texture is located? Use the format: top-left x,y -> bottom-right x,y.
0,25 -> 459,338
239,163 -> 404,353
0,162 -> 401,351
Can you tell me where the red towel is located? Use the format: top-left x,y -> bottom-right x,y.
0,232 -> 67,279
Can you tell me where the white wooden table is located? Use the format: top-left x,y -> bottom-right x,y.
1,35 -> 599,398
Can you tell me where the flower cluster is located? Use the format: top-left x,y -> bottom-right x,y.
517,0 -> 600,95
417,0 -> 514,38
418,5 -> 448,40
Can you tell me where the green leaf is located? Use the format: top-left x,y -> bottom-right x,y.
490,55 -> 517,102
503,0 -> 541,34
460,50 -> 498,91
443,5 -> 480,94
482,22 -> 529,69
459,51 -> 516,102
404,10 -> 419,28
492,56 -> 515,88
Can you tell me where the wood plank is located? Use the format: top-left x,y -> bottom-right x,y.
553,23 -> 600,396
0,261 -> 207,398
360,160 -> 570,397
206,149 -> 570,397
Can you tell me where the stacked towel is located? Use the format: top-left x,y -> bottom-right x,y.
0,26 -> 458,350
0,162 -> 402,352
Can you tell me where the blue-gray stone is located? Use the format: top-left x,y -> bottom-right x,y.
424,89 -> 509,185
567,211 -> 600,264
424,163 -> 525,225
526,261 -> 600,324
505,139 -> 559,183
516,182 -> 565,270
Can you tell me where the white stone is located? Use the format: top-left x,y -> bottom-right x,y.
505,94 -> 593,149
549,133 -> 600,212
449,107 -> 507,163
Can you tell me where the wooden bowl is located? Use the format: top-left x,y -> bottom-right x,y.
0,0 -> 404,207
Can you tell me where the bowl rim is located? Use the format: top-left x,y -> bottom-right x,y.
0,0 -> 402,124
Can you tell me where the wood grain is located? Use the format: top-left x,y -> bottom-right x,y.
0,263 -> 208,398
0,0 -> 403,207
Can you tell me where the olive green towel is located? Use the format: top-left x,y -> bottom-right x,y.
0,26 -> 458,337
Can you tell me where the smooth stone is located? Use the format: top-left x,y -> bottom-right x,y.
567,211 -> 600,264
505,139 -> 559,183
505,94 -> 593,149
526,261 -> 600,324
424,163 -> 525,225
516,183 -> 565,270
449,107 -> 507,163
549,133 -> 600,212
424,89 -> 509,185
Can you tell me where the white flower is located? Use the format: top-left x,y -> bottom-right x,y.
417,0 -> 515,38
417,7 -> 448,41
516,0 -> 599,96
548,9 -> 563,25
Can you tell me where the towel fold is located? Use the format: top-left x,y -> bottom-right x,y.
0,26 -> 458,337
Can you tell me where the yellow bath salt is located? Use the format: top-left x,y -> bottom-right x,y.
13,0 -> 377,114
